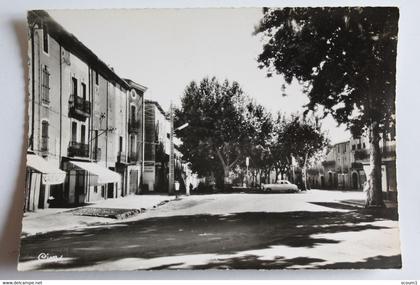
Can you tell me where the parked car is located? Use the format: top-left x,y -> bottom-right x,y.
261,180 -> 299,193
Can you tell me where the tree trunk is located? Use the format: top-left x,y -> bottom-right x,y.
275,168 -> 280,183
366,122 -> 385,207
223,166 -> 230,185
266,168 -> 271,183
303,152 -> 308,190
215,148 -> 239,190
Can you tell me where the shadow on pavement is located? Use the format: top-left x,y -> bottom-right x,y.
318,254 -> 402,269
309,202 -> 361,211
310,202 -> 399,221
190,255 -> 326,270
19,209 -> 399,270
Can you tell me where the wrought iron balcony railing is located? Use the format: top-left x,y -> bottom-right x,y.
321,160 -> 336,168
68,141 -> 89,158
353,143 -> 396,161
128,119 -> 141,133
354,149 -> 369,161
117,151 -> 127,163
382,143 -> 396,158
351,162 -> 364,170
69,94 -> 91,121
129,151 -> 138,162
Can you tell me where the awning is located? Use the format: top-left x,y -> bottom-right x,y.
69,161 -> 121,184
27,154 -> 66,185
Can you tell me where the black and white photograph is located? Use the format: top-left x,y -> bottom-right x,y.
18,7 -> 401,271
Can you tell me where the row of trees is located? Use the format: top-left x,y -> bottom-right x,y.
254,7 -> 399,206
174,77 -> 328,190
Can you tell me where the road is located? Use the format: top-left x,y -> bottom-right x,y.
18,190 -> 401,270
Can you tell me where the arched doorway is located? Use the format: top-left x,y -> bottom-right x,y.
328,172 -> 333,188
352,172 -> 358,189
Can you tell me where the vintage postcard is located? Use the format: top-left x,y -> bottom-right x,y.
19,8 -> 401,270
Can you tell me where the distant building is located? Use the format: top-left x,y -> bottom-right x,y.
350,135 -> 397,201
142,100 -> 186,192
124,79 -> 147,195
143,100 -> 170,192
307,133 -> 397,201
320,141 -> 353,189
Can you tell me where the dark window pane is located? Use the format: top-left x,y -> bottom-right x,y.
43,26 -> 48,53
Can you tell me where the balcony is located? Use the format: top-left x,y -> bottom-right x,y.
117,151 -> 127,163
354,144 -> 396,162
382,143 -> 396,159
322,160 -> 335,169
129,151 -> 138,162
68,141 -> 89,158
69,94 -> 91,121
128,119 -> 141,133
351,162 -> 364,170
354,149 -> 369,161
92,147 -> 101,161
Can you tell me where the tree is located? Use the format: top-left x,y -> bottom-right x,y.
269,142 -> 290,182
255,7 -> 398,206
269,112 -> 292,182
175,77 -> 253,189
279,115 -> 328,189
241,101 -> 274,186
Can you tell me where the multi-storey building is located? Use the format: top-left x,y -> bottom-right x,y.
26,11 -> 67,211
318,141 -> 353,189
143,100 -> 171,192
309,138 -> 373,190
307,133 -> 397,201
350,135 -> 397,201
124,79 -> 147,195
25,10 -> 148,211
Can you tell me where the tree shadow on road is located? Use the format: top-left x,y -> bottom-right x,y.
318,254 -> 402,269
310,202 -> 399,221
190,255 -> 326,270
19,208 -> 399,270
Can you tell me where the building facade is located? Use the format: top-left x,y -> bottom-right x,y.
26,11 -> 148,211
307,134 -> 397,201
124,79 -> 147,195
143,100 -> 170,192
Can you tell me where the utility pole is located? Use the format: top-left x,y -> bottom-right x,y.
168,103 -> 174,195
246,156 -> 249,187
141,94 -> 145,191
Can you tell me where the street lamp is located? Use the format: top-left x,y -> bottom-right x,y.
169,103 -> 189,196
246,156 -> 250,188
176,123 -> 189,132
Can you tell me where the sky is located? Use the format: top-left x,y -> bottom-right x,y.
48,8 -> 350,144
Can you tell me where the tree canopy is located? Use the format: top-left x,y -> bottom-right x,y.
280,115 -> 328,168
174,77 -> 256,187
277,115 -> 328,188
255,7 -> 398,137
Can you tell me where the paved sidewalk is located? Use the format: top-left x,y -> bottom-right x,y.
340,198 -> 398,209
21,195 -> 175,237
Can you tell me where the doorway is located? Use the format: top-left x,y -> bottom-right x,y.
107,183 -> 114,199
352,172 -> 359,189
